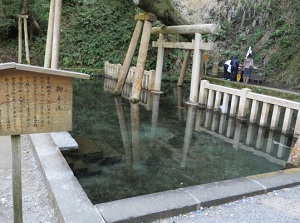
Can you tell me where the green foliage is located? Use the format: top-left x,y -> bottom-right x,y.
0,1 -> 19,39
1,0 -> 299,89
59,0 -> 139,68
0,0 -> 49,40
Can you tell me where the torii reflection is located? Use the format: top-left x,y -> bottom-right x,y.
111,77 -> 295,171
180,105 -> 197,168
114,97 -> 143,169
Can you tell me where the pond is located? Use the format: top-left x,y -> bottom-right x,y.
63,78 -> 295,204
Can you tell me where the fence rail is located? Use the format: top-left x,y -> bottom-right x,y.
104,61 -> 155,90
198,80 -> 300,137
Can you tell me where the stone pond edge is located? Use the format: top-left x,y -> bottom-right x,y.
28,133 -> 300,223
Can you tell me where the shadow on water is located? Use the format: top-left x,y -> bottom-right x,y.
64,78 -> 296,204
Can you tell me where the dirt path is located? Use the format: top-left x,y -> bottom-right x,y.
0,135 -> 59,223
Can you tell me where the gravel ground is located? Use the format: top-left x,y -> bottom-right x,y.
0,135 -> 59,223
1,135 -> 300,223
153,185 -> 300,223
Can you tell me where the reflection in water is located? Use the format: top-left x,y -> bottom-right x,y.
195,109 -> 293,165
130,102 -> 141,168
65,78 -> 294,204
181,105 -> 197,168
114,97 -> 132,165
150,93 -> 160,145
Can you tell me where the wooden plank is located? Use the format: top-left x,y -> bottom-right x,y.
247,92 -> 300,110
0,62 -> 16,70
18,15 -> 29,18
0,71 -> 73,135
134,12 -> 157,22
14,63 -> 90,79
152,24 -> 219,35
152,41 -> 212,50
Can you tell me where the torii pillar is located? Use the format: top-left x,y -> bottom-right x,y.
114,13 -> 157,99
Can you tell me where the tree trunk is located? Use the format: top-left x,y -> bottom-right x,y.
133,0 -> 187,26
21,0 -> 28,14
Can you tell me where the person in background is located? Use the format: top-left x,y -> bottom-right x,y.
243,54 -> 254,84
223,59 -> 231,80
236,63 -> 243,82
230,56 -> 239,81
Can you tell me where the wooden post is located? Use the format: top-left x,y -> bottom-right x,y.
149,70 -> 156,90
23,17 -> 30,64
207,89 -> 214,110
270,105 -> 281,130
282,108 -> 293,134
249,100 -> 259,123
177,50 -> 191,86
188,33 -> 202,104
238,88 -> 251,120
18,17 -> 22,63
221,93 -> 230,114
198,80 -> 209,107
259,102 -> 270,126
44,0 -> 55,68
12,135 -> 22,223
214,91 -> 222,112
153,33 -> 165,92
130,19 -> 153,102
229,95 -> 238,116
51,0 -> 63,69
114,19 -> 144,95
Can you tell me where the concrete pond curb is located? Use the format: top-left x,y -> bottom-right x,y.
29,133 -> 300,223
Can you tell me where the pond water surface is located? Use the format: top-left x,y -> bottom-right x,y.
64,78 -> 295,204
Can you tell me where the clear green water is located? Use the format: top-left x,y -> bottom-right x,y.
64,78 -> 294,204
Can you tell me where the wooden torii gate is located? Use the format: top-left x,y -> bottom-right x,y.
151,24 -> 219,104
114,13 -> 157,102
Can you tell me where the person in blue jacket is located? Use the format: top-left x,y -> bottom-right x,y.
230,56 -> 239,81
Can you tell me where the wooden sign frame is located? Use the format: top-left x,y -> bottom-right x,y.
0,63 -> 89,136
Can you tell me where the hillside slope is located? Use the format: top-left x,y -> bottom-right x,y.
135,0 -> 300,89
0,0 -> 299,89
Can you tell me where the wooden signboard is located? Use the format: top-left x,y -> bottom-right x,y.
0,62 -> 89,223
0,63 -> 89,136
203,53 -> 209,63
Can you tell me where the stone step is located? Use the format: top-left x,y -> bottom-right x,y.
50,132 -> 78,152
